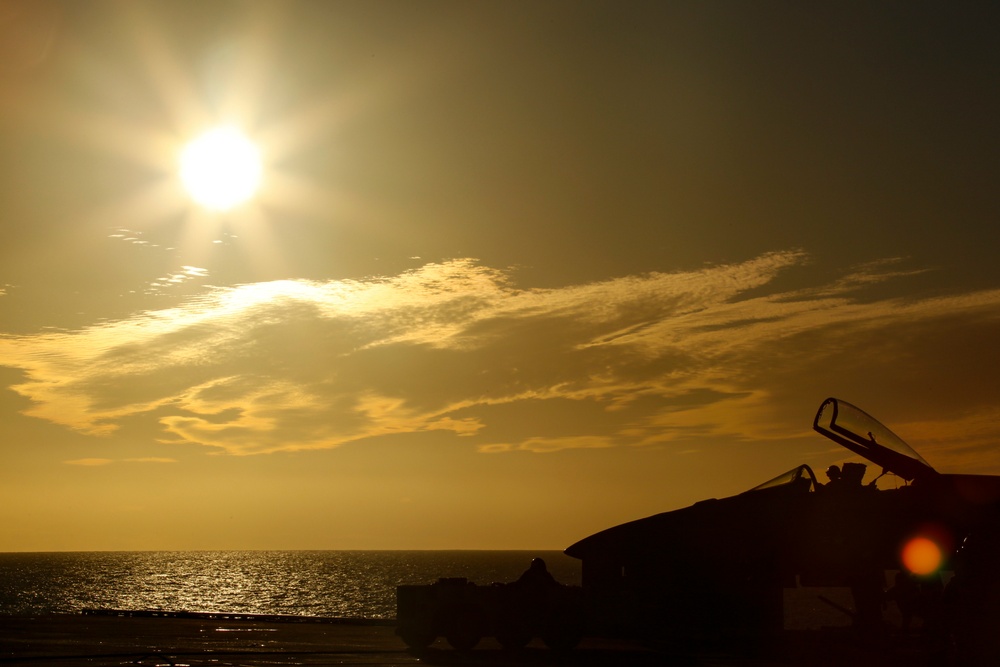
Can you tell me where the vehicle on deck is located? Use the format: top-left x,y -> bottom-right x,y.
397,398 -> 1000,660
396,575 -> 584,651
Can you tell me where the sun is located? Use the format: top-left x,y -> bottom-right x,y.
179,126 -> 263,211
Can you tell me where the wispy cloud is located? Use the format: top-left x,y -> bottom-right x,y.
480,436 -> 615,454
63,457 -> 177,465
145,266 -> 209,295
64,458 -> 113,466
4,251 -> 1000,471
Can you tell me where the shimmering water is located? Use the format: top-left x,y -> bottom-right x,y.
0,551 -> 580,619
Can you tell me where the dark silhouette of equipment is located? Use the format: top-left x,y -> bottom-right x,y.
397,398 -> 1000,661
396,569 -> 583,651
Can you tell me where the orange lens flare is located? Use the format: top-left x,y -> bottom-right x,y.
901,536 -> 943,576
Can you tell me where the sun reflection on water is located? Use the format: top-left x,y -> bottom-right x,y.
0,551 -> 581,618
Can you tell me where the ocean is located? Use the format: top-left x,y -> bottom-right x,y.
0,551 -> 580,619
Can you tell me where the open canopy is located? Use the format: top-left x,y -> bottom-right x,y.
813,397 -> 937,482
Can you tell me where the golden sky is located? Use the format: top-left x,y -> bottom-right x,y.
2,1 -> 1000,551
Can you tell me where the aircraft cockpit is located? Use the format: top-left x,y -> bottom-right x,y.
747,464 -> 819,494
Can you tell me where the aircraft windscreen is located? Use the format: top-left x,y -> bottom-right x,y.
813,398 -> 935,481
748,464 -> 817,493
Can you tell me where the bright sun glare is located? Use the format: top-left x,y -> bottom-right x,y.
180,126 -> 262,211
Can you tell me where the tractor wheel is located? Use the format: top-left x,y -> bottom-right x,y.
397,625 -> 436,650
444,605 -> 485,651
542,605 -> 584,650
496,622 -> 531,650
541,626 -> 582,651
